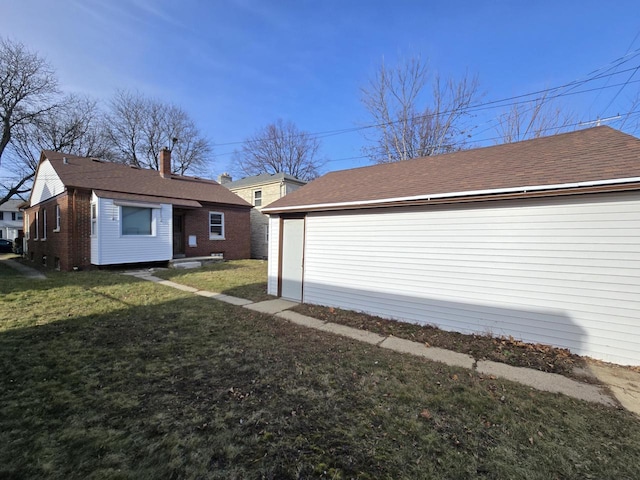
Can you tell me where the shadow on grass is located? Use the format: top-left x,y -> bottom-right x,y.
2,277 -> 640,479
222,281 -> 273,302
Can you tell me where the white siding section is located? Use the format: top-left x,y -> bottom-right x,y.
301,192 -> 640,366
267,215 -> 280,295
30,160 -> 65,206
91,195 -> 172,265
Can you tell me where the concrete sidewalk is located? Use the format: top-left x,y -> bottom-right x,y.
0,255 -> 47,279
126,270 -> 639,415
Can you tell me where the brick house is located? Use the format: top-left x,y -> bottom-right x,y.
24,149 -> 251,271
220,172 -> 306,259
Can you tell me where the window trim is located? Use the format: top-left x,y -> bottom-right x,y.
209,211 -> 225,240
253,190 -> 262,207
34,211 -> 39,240
42,209 -> 47,240
54,205 -> 61,232
91,203 -> 97,237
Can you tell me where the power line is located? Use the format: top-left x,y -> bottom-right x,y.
212,49 -> 640,150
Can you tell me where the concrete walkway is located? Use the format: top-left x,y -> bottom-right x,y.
0,255 -> 47,279
125,270 -> 639,414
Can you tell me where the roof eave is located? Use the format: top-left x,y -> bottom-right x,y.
263,177 -> 640,214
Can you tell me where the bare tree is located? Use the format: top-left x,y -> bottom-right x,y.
0,37 -> 59,165
495,92 -> 576,143
105,90 -> 212,175
361,56 -> 480,163
235,119 -> 324,181
1,94 -> 109,205
619,90 -> 640,135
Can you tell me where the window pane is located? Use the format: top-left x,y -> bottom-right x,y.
209,212 -> 223,236
122,206 -> 152,235
254,190 -> 262,207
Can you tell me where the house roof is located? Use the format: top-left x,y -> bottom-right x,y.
0,199 -> 23,211
38,151 -> 251,208
263,126 -> 640,213
224,172 -> 306,190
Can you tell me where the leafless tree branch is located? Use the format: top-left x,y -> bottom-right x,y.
361,56 -> 481,163
235,119 -> 324,181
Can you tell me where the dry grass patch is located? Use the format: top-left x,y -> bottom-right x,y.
2,266 -> 640,478
153,259 -> 272,302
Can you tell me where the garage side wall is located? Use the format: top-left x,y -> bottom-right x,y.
301,192 -> 640,366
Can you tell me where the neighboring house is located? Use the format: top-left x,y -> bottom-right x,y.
0,199 -> 24,240
24,149 -> 251,271
263,126 -> 640,366
221,172 -> 306,259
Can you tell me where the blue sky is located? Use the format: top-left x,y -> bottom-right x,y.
2,0 -> 640,178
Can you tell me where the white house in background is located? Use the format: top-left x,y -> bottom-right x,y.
263,126 -> 640,366
0,199 -> 24,240
221,172 -> 306,259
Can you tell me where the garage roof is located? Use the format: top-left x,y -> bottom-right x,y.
264,126 -> 640,213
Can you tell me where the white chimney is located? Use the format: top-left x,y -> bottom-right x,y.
218,173 -> 232,184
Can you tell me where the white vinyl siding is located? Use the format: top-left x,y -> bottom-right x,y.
297,192 -> 640,366
267,215 -> 280,295
91,194 -> 172,265
30,160 -> 65,206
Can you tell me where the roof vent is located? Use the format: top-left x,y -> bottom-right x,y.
63,157 -> 68,164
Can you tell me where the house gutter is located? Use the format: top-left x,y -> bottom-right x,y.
262,176 -> 640,214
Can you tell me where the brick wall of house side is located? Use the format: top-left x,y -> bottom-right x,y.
24,189 -> 93,271
183,205 -> 251,259
71,189 -> 92,269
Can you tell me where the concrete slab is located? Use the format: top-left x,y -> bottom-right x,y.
276,310 -> 328,329
318,322 -> 386,345
157,280 -> 199,293
380,336 -> 475,369
172,261 -> 202,269
194,290 -> 222,298
139,275 -> 164,283
245,299 -> 299,314
586,363 -> 640,416
476,360 -> 615,406
211,294 -> 254,306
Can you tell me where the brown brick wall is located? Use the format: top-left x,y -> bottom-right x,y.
182,204 -> 250,259
24,195 -> 250,270
70,189 -> 92,269
24,189 -> 93,271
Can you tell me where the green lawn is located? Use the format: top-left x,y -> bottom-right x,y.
1,260 -> 640,479
154,259 -> 272,302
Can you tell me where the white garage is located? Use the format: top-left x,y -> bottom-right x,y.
263,127 -> 640,366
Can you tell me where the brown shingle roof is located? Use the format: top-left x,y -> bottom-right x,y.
41,151 -> 251,208
264,126 -> 640,213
